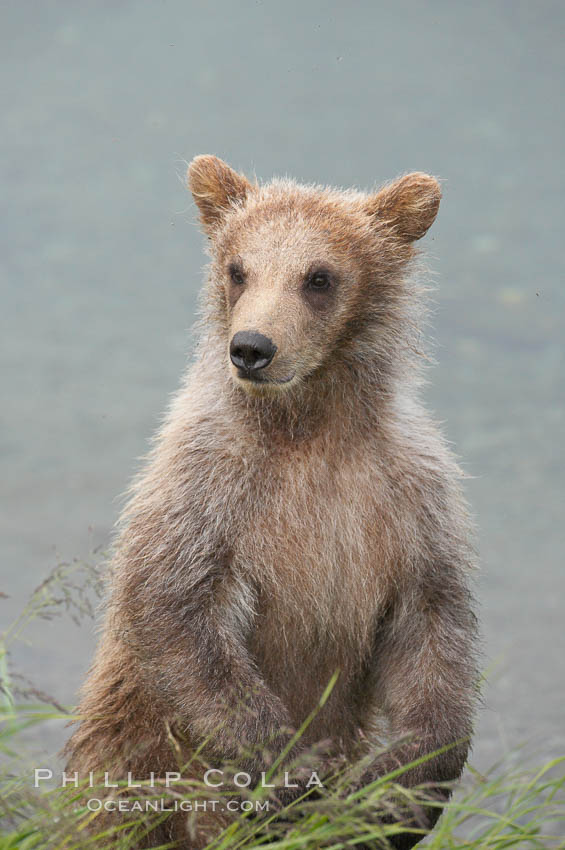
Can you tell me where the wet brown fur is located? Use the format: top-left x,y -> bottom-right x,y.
65,157 -> 479,848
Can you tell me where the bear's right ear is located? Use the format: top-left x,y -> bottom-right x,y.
187,155 -> 253,233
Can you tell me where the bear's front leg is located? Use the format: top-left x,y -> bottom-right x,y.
65,545 -> 297,847
111,547 -> 296,774
352,566 -> 478,849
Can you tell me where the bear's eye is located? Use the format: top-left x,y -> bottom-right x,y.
228,264 -> 245,286
306,269 -> 331,291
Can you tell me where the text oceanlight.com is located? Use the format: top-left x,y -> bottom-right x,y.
85,798 -> 270,813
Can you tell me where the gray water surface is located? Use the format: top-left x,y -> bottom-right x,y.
1,0 -> 564,772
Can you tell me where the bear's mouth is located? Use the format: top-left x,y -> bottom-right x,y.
236,369 -> 296,386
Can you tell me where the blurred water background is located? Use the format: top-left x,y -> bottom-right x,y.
1,0 -> 564,772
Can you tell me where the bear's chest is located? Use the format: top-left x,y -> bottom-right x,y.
231,437 -> 392,662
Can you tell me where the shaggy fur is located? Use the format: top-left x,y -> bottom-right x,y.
65,156 -> 479,849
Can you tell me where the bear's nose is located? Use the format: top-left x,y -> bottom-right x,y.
230,331 -> 277,373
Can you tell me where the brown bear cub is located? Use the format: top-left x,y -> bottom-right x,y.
66,156 -> 479,849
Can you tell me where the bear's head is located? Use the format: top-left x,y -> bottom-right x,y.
187,155 -> 440,398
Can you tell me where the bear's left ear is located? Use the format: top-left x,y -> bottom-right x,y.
365,172 -> 441,242
187,155 -> 253,233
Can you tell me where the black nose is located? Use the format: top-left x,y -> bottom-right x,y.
230,331 -> 277,373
